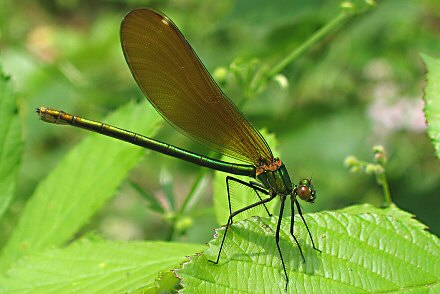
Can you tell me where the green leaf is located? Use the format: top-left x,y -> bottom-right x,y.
177,205 -> 440,293
148,271 -> 182,294
129,180 -> 165,214
0,240 -> 205,293
421,54 -> 440,158
213,130 -> 279,226
0,101 -> 162,271
0,68 -> 23,219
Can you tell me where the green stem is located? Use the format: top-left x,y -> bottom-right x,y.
352,159 -> 393,206
168,170 -> 206,241
167,216 -> 176,241
379,173 -> 392,207
180,170 -> 207,214
266,11 -> 353,81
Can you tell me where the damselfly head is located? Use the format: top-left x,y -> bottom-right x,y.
296,178 -> 316,203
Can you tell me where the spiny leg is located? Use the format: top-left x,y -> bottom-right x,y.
294,199 -> 321,252
290,197 -> 305,263
275,195 -> 289,290
226,176 -> 272,218
209,192 -> 277,264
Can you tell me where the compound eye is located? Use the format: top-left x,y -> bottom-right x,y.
297,185 -> 312,201
297,179 -> 316,203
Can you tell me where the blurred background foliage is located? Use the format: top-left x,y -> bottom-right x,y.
0,0 -> 439,247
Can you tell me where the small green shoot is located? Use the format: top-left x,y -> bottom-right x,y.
345,145 -> 392,206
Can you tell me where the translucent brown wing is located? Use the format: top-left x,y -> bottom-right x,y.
121,8 -> 273,165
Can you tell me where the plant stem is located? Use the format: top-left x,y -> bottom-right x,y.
266,11 -> 353,81
167,168 -> 207,241
379,173 -> 392,207
167,216 -> 176,241
180,170 -> 206,214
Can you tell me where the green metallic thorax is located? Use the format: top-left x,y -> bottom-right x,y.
257,163 -> 293,196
